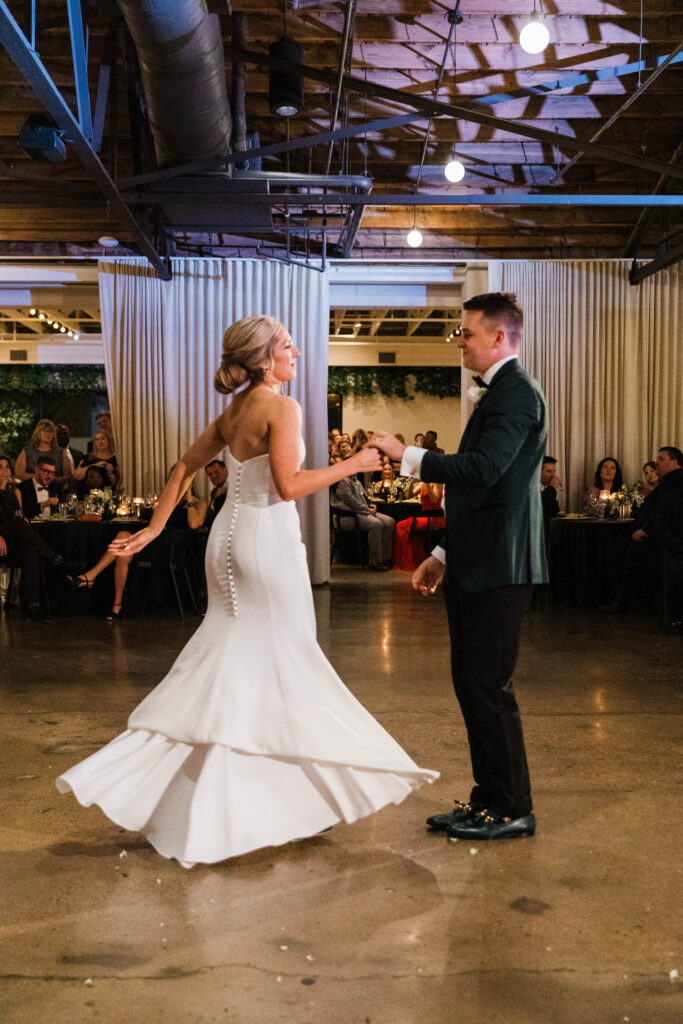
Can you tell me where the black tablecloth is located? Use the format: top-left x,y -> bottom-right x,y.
31,518 -> 149,564
548,517 -> 635,607
374,500 -> 421,523
31,519 -> 205,613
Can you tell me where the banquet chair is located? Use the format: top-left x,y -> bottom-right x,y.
0,557 -> 52,614
408,508 -> 445,555
134,530 -> 199,619
329,506 -> 370,568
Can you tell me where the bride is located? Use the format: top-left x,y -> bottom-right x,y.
57,316 -> 437,867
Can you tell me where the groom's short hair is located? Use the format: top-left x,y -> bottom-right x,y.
463,292 -> 523,347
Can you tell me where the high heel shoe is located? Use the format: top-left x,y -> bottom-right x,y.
105,602 -> 124,621
68,574 -> 94,591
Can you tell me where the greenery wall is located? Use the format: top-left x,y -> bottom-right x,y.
328,365 -> 460,401
0,365 -> 108,460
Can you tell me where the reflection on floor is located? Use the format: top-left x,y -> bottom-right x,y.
1,568 -> 681,1024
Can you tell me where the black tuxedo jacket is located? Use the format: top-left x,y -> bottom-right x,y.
634,468 -> 683,540
421,359 -> 548,592
18,478 -> 63,519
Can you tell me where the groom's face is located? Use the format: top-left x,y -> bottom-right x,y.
459,310 -> 503,374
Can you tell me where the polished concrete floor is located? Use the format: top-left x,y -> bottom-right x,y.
1,569 -> 682,1024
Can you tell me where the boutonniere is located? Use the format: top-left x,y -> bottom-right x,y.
466,384 -> 487,406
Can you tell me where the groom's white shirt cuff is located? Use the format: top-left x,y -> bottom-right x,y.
400,445 -> 447,565
400,445 -> 426,479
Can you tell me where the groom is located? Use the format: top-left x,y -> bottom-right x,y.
371,292 -> 548,840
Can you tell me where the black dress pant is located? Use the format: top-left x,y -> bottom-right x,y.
0,518 -> 51,605
443,574 -> 534,819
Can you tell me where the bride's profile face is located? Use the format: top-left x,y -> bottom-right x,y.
270,329 -> 300,383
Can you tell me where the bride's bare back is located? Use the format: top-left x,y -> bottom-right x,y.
218,385 -> 287,463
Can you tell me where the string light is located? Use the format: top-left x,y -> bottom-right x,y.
520,4 -> 550,54
444,156 -> 465,182
406,224 -> 423,248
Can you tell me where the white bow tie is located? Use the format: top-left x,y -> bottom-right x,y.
466,384 -> 487,405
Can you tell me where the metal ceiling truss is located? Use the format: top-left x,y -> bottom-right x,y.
0,0 -> 171,280
226,43 -> 683,185
122,193 -> 683,209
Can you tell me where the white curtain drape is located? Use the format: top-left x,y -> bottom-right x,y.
98,258 -> 330,582
489,260 -> 683,511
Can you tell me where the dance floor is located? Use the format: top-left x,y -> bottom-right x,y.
1,569 -> 681,1024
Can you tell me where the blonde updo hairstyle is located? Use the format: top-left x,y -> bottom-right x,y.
214,315 -> 285,395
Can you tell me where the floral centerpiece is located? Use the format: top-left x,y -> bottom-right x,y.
87,486 -> 124,520
607,483 -> 644,519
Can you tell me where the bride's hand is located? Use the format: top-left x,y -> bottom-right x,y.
109,526 -> 159,557
352,447 -> 383,472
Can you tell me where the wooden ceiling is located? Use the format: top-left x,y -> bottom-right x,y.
1,1 -> 682,267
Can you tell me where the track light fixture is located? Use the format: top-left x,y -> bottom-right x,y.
269,37 -> 304,117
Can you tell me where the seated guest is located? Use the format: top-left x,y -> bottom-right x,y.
166,481 -> 207,530
392,482 -> 446,572
540,456 -> 562,541
72,428 -> 120,488
72,474 -> 205,620
14,418 -> 73,486
414,433 -> 425,448
583,456 -> 623,509
659,485 -> 683,633
17,456 -> 64,518
332,474 -> 395,571
605,446 -> 683,611
55,423 -> 84,473
75,465 -> 109,501
423,430 -> 444,454
203,459 -> 228,532
86,410 -> 113,453
639,460 -> 659,496
0,455 -> 75,621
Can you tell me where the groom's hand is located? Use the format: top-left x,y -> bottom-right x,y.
368,431 -> 406,463
412,555 -> 445,596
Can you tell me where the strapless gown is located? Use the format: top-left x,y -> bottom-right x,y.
57,451 -> 438,867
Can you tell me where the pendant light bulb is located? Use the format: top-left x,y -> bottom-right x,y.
406,225 -> 423,248
444,157 -> 465,183
519,15 -> 550,54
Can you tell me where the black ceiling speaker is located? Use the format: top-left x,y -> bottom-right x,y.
268,37 -> 303,117
18,114 -> 67,162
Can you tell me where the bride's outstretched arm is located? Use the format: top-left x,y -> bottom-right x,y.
109,418 -> 227,556
269,396 -> 381,501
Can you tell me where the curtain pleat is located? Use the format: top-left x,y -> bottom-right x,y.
99,258 -> 330,582
500,261 -> 683,511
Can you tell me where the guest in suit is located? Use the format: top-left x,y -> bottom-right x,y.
0,455 -> 72,621
17,457 -> 64,518
540,456 -> 562,544
659,484 -> 683,632
203,459 -> 228,532
55,424 -> 84,475
605,446 -> 683,611
371,292 -> 547,840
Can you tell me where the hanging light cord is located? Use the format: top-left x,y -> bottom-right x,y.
414,1 -> 462,192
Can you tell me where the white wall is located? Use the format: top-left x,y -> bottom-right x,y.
342,392 -> 462,453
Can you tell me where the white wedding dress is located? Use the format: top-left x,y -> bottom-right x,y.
57,450 -> 438,867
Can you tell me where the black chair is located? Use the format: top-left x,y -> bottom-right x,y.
134,530 -> 200,619
329,505 -> 369,568
661,547 -> 683,633
408,508 -> 445,556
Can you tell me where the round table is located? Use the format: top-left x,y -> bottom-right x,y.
548,516 -> 635,607
373,500 -> 421,523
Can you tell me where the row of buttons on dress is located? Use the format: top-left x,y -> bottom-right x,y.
224,463 -> 242,617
